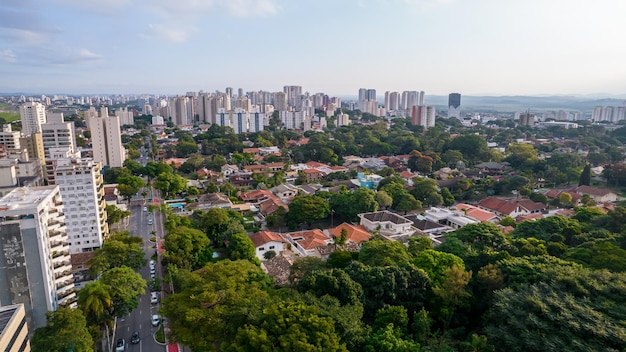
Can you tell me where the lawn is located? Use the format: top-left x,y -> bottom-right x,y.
0,111 -> 19,123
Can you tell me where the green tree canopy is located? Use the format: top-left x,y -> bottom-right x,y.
31,307 -> 94,352
358,239 -> 411,267
163,226 -> 212,270
100,266 -> 146,317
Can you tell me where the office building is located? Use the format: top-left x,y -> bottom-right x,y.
0,304 -> 30,351
448,93 -> 461,118
87,112 -> 126,168
19,102 -> 47,136
49,157 -> 108,254
0,186 -> 76,330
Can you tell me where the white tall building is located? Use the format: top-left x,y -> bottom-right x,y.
231,108 -> 249,134
0,186 -> 76,329
280,111 -> 305,130
87,113 -> 126,168
19,102 -> 47,136
115,107 -> 134,126
49,158 -> 108,254
41,112 -> 76,159
215,108 -> 232,129
249,107 -> 265,133
0,124 -> 21,152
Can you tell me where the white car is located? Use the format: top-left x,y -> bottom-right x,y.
115,338 -> 126,352
151,315 -> 160,326
149,260 -> 155,269
150,267 -> 156,274
150,292 -> 158,304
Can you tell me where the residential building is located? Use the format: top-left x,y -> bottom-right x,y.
453,203 -> 500,223
0,186 -> 76,330
48,158 -> 108,254
280,111 -> 305,130
476,197 -> 546,218
19,132 -> 45,168
0,304 -> 30,351
423,207 -> 480,229
572,185 -> 617,203
19,102 -> 47,136
41,112 -> 76,159
327,223 -> 372,245
0,125 -> 21,152
359,210 -> 413,237
250,231 -> 287,261
87,112 -> 126,168
115,107 -> 134,126
356,173 -> 382,189
285,229 -> 332,257
270,183 -> 299,202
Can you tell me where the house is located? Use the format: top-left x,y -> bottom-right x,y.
164,158 -> 187,169
477,197 -> 546,218
250,231 -> 287,261
423,207 -> 480,229
359,210 -> 413,237
297,183 -> 323,195
197,168 -> 219,180
266,162 -> 285,172
474,161 -> 509,176
573,185 -> 617,203
270,183 -> 299,202
356,173 -> 382,189
240,189 -> 288,215
285,229 -> 333,257
302,169 -> 325,183
243,164 -> 267,174
404,214 -> 454,236
327,222 -> 372,245
193,192 -> 232,210
221,164 -> 239,177
453,204 -> 500,223
229,172 -> 254,187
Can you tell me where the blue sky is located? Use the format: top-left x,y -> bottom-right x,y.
1,0 -> 625,96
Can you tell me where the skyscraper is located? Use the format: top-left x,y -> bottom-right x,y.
0,186 -> 76,329
19,102 -> 47,136
41,112 -> 77,159
448,93 -> 461,118
87,112 -> 126,168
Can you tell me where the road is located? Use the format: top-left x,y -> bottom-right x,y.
113,187 -> 166,352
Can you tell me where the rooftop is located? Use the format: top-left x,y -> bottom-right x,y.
360,210 -> 412,225
0,185 -> 58,213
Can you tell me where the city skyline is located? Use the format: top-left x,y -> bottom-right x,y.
1,0 -> 626,96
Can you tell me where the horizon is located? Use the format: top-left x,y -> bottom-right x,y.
1,1 -> 626,95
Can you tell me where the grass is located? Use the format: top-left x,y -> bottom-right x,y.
0,111 -> 19,123
155,324 -> 165,343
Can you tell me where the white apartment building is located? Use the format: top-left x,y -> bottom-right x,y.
87,113 -> 126,168
115,107 -> 134,126
231,108 -> 249,134
19,102 -> 47,136
0,186 -> 76,329
41,113 -> 76,159
0,124 -> 21,151
249,107 -> 265,132
280,110 -> 305,130
50,158 -> 108,253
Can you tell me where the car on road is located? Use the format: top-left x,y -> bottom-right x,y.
131,331 -> 140,344
150,272 -> 156,279
150,267 -> 156,274
151,292 -> 158,304
148,219 -> 153,225
116,338 -> 126,351
151,315 -> 160,326
143,206 -> 147,212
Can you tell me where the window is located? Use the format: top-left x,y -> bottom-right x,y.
269,245 -> 275,250
258,247 -> 265,251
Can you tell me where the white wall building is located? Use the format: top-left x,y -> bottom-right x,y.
0,186 -> 76,329
19,102 -> 47,136
41,113 -> 76,159
87,113 -> 126,168
49,158 -> 108,253
280,111 -> 305,130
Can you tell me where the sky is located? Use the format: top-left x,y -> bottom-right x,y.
1,0 -> 626,96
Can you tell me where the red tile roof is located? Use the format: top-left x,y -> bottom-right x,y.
454,204 -> 498,222
289,229 -> 330,250
328,223 -> 371,244
477,197 -> 545,215
250,231 -> 286,247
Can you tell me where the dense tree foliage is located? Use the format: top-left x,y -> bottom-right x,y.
32,307 -> 94,352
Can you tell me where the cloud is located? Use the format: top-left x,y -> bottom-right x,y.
145,0 -> 279,42
0,49 -> 17,63
52,0 -> 132,14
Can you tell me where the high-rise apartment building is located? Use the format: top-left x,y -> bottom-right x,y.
19,102 -> 47,136
411,105 -> 436,129
0,304 -> 31,350
273,92 -> 287,111
231,108 -> 249,134
87,112 -> 126,168
283,86 -> 302,109
115,107 -> 134,126
41,113 -> 76,159
49,158 -> 108,254
0,186 -> 76,329
249,107 -> 265,133
0,124 -> 21,152
448,93 -> 461,118
519,112 -> 535,126
280,111 -> 305,130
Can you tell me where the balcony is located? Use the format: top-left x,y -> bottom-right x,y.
49,230 -> 63,239
51,250 -> 69,259
53,260 -> 71,270
50,241 -> 67,250
58,294 -> 77,307
55,269 -> 72,280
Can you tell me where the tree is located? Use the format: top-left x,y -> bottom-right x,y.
298,269 -> 363,306
441,187 -> 455,206
394,193 -> 421,213
330,188 -> 378,223
358,239 -> 411,267
289,257 -> 328,285
161,260 -> 274,351
411,249 -> 465,286
579,163 -> 591,186
376,190 -> 393,210
229,233 -> 259,264
227,301 -> 348,352
87,236 -> 146,276
100,266 -> 147,317
286,195 -> 330,229
117,175 -> 145,199
154,172 -> 188,197
106,205 -> 131,226
432,265 -> 472,329
78,280 -> 112,326
163,226 -> 212,270
32,307 -> 94,352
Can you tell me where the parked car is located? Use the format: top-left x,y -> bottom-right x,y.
131,331 -> 140,344
143,206 -> 147,212
151,315 -> 160,326
115,338 -> 126,351
151,292 -> 158,304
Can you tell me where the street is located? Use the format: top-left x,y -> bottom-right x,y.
113,187 -> 166,352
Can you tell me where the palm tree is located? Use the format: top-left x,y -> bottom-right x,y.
78,281 -> 112,326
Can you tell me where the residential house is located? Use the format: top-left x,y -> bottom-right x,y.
270,183 -> 299,202
285,229 -> 333,257
197,168 -> 219,180
453,204 -> 500,223
474,162 -> 509,176
302,169 -> 325,183
477,197 -> 546,218
404,214 -> 454,236
573,185 -> 617,203
221,164 -> 239,177
250,231 -> 287,261
359,210 -> 413,237
229,172 -> 254,187
266,162 -> 285,172
243,164 -> 267,174
327,222 -> 372,245
423,207 -> 480,229
356,173 -> 382,189
193,192 -> 232,210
